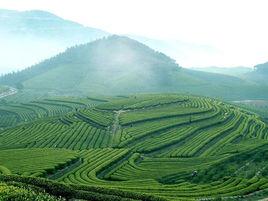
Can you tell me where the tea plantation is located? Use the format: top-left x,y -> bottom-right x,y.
1,94 -> 268,200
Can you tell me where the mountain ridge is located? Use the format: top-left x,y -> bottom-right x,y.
0,9 -> 109,74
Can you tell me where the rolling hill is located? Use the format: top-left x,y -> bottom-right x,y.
0,9 -> 109,74
1,94 -> 268,200
1,35 -> 264,100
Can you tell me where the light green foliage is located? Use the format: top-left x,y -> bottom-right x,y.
0,148 -> 77,176
0,97 -> 96,129
0,94 -> 268,200
0,182 -> 64,201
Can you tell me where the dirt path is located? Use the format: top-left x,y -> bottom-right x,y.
0,87 -> 17,99
110,110 -> 126,135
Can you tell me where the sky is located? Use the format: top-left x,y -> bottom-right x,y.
0,0 -> 268,68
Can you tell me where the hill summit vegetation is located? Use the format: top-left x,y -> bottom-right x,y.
1,35 -> 267,100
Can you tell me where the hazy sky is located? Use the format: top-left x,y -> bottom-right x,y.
1,0 -> 268,67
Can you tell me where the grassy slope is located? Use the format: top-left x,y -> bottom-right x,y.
0,149 -> 77,176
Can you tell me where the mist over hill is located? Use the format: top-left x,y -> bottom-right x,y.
0,36 -> 181,94
0,9 -> 223,75
127,35 -> 219,68
255,62 -> 268,73
1,35 -> 266,100
244,62 -> 268,85
0,9 -> 109,74
191,66 -> 252,77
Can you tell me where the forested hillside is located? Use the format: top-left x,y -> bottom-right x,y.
1,35 -> 265,100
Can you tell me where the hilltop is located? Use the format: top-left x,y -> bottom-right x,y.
1,35 -> 262,100
0,9 -> 109,73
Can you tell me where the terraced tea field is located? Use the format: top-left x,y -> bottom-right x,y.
1,94 -> 268,200
0,97 -> 98,129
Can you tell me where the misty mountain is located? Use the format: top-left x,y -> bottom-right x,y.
0,9 -> 221,76
191,66 -> 252,77
0,9 -> 109,74
244,62 -> 268,84
1,35 -> 264,100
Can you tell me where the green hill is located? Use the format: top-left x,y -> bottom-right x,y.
1,94 -> 268,200
0,35 -> 264,100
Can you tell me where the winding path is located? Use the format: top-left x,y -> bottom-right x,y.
110,110 -> 126,135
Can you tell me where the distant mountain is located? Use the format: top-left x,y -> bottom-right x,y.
0,9 -> 109,74
244,62 -> 268,85
191,66 -> 252,77
1,35 -> 265,100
